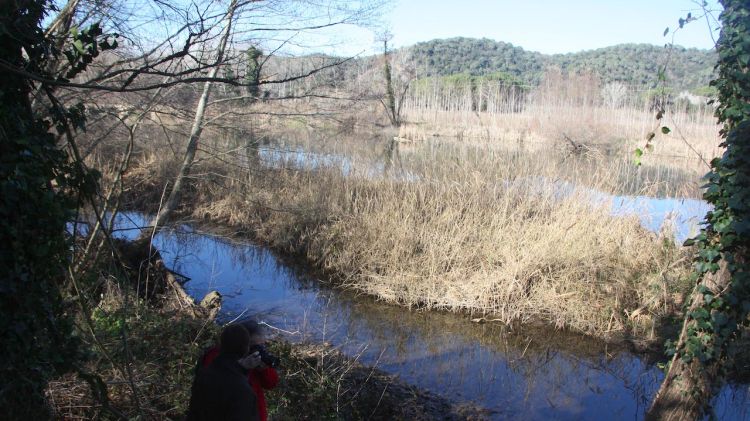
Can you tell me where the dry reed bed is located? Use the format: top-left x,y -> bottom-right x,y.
98,95 -> 704,339
398,104 -> 721,180
177,152 -> 692,339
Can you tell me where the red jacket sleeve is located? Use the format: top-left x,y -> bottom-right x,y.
255,367 -> 279,390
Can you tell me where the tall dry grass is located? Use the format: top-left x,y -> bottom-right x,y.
398,78 -> 721,183
158,144 -> 694,339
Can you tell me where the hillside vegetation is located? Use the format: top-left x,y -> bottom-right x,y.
405,37 -> 716,91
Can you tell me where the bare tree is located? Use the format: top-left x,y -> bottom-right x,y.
14,0 -> 386,237
374,31 -> 414,127
149,0 -> 239,232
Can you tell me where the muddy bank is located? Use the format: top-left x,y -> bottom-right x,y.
269,340 -> 491,420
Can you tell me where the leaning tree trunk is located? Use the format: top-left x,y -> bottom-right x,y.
646,263 -> 730,421
148,0 -> 238,233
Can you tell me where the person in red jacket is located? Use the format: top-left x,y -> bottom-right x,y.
188,324 -> 259,421
200,320 -> 279,421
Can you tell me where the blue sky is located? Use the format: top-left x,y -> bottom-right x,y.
316,0 -> 722,56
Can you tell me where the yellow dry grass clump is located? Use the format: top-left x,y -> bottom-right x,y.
187,151 -> 691,338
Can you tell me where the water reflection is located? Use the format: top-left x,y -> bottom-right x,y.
114,213 -> 748,420
257,136 -> 709,243
257,132 -> 703,197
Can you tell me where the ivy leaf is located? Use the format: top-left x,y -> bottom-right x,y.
712,312 -> 728,328
646,132 -> 656,141
661,126 -> 671,134
73,39 -> 85,54
691,307 -> 710,321
699,248 -> 720,262
663,27 -> 670,37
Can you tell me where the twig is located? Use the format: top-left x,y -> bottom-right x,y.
259,321 -> 301,336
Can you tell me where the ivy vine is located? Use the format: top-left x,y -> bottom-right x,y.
0,2 -> 116,418
666,0 -> 750,379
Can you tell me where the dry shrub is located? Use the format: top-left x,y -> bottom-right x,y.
268,341 -> 491,420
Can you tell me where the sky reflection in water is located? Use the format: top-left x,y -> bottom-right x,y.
113,212 -> 748,420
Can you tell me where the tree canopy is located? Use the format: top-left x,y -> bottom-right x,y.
405,37 -> 717,91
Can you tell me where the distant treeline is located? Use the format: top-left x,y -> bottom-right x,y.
405,37 -> 717,93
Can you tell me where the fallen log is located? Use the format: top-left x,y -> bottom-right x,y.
115,237 -> 222,320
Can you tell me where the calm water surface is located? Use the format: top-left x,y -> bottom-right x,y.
258,139 -> 710,243
114,213 -> 748,420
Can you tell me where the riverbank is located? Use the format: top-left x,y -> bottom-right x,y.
57,211 -> 750,419
46,239 -> 489,420
268,341 -> 491,420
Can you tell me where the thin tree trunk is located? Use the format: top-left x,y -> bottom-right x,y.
148,0 -> 238,232
31,0 -> 80,107
45,0 -> 80,39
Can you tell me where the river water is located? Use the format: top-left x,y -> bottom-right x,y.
113,212 -> 748,420
113,137 -> 747,419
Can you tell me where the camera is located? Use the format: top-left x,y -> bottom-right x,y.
249,344 -> 280,369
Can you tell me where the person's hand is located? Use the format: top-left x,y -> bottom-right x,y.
238,352 -> 262,370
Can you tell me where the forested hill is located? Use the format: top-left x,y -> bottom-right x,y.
405,37 -> 717,91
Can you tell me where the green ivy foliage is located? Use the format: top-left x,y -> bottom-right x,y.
669,0 -> 750,374
63,23 -> 118,80
246,46 -> 263,98
1,4 -> 79,418
0,1 -> 115,417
